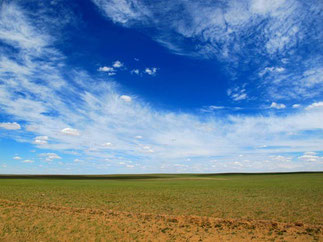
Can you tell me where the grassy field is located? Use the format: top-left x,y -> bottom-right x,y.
0,172 -> 322,241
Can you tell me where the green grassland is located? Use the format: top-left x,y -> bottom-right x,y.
0,172 -> 322,224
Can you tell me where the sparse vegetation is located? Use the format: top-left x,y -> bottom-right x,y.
0,173 -> 322,241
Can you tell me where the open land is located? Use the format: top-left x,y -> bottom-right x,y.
0,172 -> 322,241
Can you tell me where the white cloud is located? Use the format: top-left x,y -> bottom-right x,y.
23,160 -> 34,163
227,87 -> 248,101
92,0 -> 323,102
1,2 -> 322,173
270,102 -> 286,109
0,122 -> 21,130
120,95 -> 132,102
92,0 -> 304,60
259,67 -> 285,76
271,155 -> 292,162
34,136 -> 49,145
201,105 -> 225,112
250,0 -> 286,15
131,69 -> 140,75
112,60 -> 123,68
233,93 -> 247,101
102,142 -> 112,148
61,128 -> 80,136
209,105 -> 225,110
135,135 -> 143,139
298,152 -> 323,163
98,66 -> 114,72
142,145 -> 154,153
275,67 -> 285,72
98,66 -> 116,76
292,104 -> 301,108
98,61 -> 123,75
13,156 -> 22,160
34,139 -> 47,145
35,136 -> 48,140
0,3 -> 49,51
306,102 -> 323,110
92,0 -> 150,25
145,67 -> 157,76
40,153 -> 62,161
303,151 -> 317,156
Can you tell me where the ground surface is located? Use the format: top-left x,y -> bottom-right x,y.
0,173 -> 322,241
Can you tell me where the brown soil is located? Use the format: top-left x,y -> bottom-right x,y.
0,199 -> 321,241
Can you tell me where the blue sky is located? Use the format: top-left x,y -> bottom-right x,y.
0,0 -> 322,174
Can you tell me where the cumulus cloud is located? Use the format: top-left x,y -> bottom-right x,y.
40,153 -> 62,161
131,69 -> 140,75
61,128 -> 80,136
298,152 -> 323,163
292,104 -> 301,108
13,156 -> 22,160
112,60 -> 123,68
270,102 -> 286,109
271,155 -> 292,162
306,102 -> 323,110
0,122 -> 21,130
34,136 -> 48,145
145,67 -> 157,76
34,139 -> 47,145
98,61 -> 123,76
98,66 -> 116,76
120,95 -> 132,102
98,66 -> 114,72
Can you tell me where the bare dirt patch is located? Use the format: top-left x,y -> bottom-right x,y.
0,199 -> 321,241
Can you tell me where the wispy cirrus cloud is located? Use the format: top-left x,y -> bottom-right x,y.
22,160 -> 34,163
227,86 -> 248,101
61,128 -> 80,136
92,0 -> 323,102
0,122 -> 21,130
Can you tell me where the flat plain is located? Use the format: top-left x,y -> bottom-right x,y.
0,172 -> 322,241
